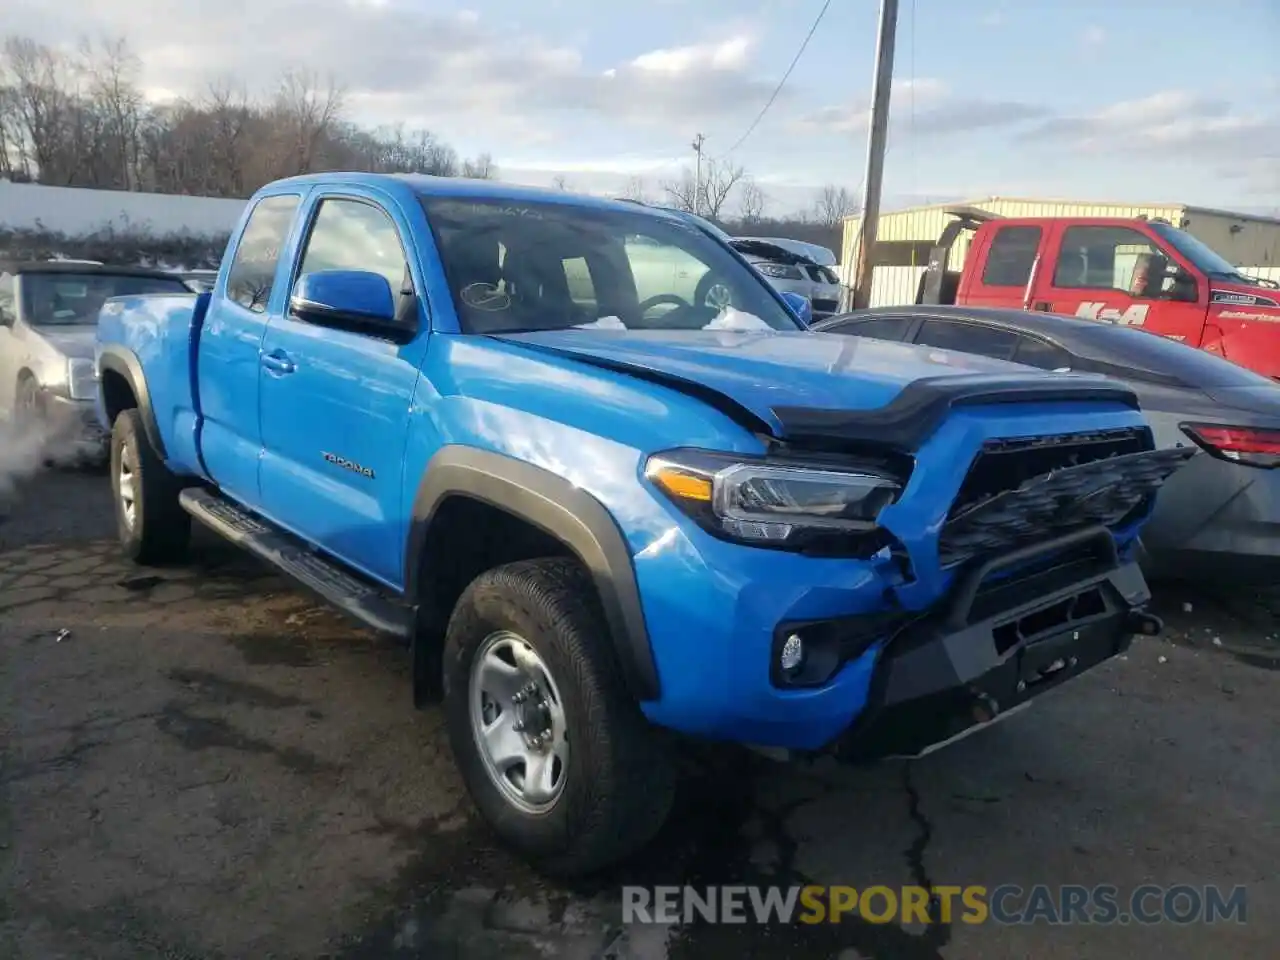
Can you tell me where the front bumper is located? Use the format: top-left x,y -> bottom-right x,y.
827,528 -> 1155,762
36,388 -> 107,459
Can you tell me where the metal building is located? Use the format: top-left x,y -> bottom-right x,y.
841,197 -> 1280,284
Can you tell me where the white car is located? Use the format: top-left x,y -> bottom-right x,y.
0,261 -> 193,459
730,236 -> 844,320
614,203 -> 842,321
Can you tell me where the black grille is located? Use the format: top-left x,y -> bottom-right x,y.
938,446 -> 1195,568
811,298 -> 839,314
950,427 -> 1150,520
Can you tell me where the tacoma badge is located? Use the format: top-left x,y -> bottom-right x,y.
322,452 -> 375,479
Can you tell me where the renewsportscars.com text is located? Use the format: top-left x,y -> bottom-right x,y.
623,884 -> 1247,926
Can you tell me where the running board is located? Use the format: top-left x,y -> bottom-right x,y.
179,487 -> 413,640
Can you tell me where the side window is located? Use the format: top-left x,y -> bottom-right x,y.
837,315 -> 912,342
0,271 -> 15,325
1013,336 -> 1070,370
225,194 -> 301,313
981,226 -> 1043,287
562,256 -> 596,308
298,198 -> 407,292
1052,226 -> 1167,297
915,319 -> 1019,360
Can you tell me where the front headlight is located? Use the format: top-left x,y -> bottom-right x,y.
645,449 -> 904,553
755,262 -> 805,280
67,358 -> 98,400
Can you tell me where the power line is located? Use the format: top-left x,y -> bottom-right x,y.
712,0 -> 833,160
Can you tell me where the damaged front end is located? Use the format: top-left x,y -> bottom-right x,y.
828,524 -> 1165,762
818,442 -> 1196,763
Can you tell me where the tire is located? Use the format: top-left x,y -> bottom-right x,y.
694,272 -> 733,311
14,374 -> 42,427
110,408 -> 191,565
13,375 -> 59,470
443,557 -> 675,877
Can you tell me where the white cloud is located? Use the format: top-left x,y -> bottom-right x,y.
1082,25 -> 1107,47
630,36 -> 753,75
3,0 -> 779,133
794,78 -> 1047,138
1022,90 -> 1280,197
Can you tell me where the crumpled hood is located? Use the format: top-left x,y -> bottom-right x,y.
729,239 -> 815,266
33,325 -> 96,360
497,329 -> 1100,439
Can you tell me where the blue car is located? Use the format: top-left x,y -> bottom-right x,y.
94,173 -> 1191,876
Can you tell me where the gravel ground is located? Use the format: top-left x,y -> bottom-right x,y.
1,467 -> 1276,959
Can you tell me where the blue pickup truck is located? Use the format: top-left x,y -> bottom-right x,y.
94,173 -> 1192,876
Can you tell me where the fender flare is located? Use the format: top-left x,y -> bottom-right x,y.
97,345 -> 167,459
404,446 -> 660,701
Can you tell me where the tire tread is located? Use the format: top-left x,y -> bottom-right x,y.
443,557 -> 674,877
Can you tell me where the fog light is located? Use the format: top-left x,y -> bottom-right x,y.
779,633 -> 805,673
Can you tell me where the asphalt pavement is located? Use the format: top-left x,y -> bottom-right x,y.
1,466 -> 1276,959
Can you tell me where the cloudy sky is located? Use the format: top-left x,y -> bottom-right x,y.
8,0 -> 1280,216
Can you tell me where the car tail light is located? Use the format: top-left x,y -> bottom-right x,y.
1180,423 -> 1280,468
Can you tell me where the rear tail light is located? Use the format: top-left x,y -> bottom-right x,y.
1180,423 -> 1280,468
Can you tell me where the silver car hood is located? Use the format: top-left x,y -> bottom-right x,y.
34,325 -> 96,360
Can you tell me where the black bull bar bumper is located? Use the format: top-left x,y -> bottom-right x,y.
828,525 -> 1161,762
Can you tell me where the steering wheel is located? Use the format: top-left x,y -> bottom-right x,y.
638,293 -> 690,316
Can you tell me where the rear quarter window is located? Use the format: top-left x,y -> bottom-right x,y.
981,226 -> 1042,287
915,318 -> 1019,360
827,315 -> 912,341
225,194 -> 302,313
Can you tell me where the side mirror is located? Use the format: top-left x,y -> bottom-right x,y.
781,291 -> 813,326
290,270 -> 406,335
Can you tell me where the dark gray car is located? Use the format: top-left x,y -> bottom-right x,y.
812,304 -> 1280,584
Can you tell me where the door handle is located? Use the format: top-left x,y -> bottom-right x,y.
1032,302 -> 1052,312
260,350 -> 296,374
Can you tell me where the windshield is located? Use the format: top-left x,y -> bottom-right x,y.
21,272 -> 190,326
1147,222 -> 1250,281
422,197 -> 803,334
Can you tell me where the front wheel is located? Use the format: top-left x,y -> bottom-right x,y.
110,408 -> 191,565
443,558 -> 675,877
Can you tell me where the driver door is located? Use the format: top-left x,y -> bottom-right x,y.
1038,223 -> 1206,345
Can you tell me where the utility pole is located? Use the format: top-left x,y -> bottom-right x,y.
849,0 -> 899,311
691,133 -> 705,216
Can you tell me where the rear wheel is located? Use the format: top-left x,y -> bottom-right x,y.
443,557 -> 675,877
110,408 -> 191,565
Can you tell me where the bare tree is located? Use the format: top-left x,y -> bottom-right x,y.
81,37 -> 142,190
270,68 -> 345,177
621,175 -> 648,202
738,178 -> 765,223
0,32 -> 497,197
2,37 -> 78,184
661,168 -> 698,212
0,83 -> 33,180
813,184 -> 859,227
699,159 -> 746,220
552,174 -> 570,191
462,152 -> 496,179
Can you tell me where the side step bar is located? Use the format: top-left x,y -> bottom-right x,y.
179,487 -> 413,641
